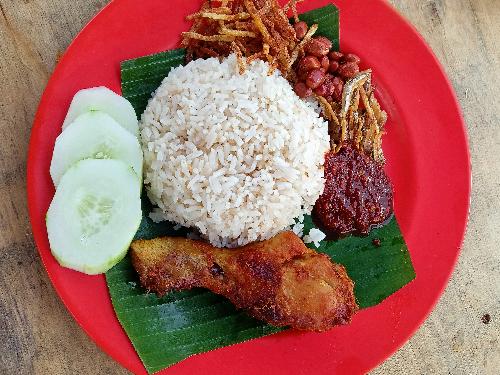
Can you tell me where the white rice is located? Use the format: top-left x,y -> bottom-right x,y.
303,228 -> 327,248
140,54 -> 330,247
291,222 -> 305,237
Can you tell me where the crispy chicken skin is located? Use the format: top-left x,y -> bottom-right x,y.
130,231 -> 358,331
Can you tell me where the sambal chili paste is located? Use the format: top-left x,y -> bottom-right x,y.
313,143 -> 393,238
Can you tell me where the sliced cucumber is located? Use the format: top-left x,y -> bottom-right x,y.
50,111 -> 143,186
47,159 -> 142,275
62,87 -> 139,136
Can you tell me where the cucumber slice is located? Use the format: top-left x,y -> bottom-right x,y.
46,159 -> 142,275
50,111 -> 143,186
62,87 -> 139,136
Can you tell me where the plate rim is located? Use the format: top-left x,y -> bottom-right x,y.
26,0 -> 471,373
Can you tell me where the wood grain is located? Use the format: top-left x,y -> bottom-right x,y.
0,0 -> 498,374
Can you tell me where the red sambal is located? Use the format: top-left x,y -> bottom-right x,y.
313,143 -> 393,237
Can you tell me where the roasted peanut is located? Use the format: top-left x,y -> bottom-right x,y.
304,37 -> 332,57
328,60 -> 339,73
305,69 -> 326,89
294,21 -> 308,40
331,76 -> 344,101
337,62 -> 359,79
328,51 -> 344,61
344,53 -> 361,64
314,74 -> 335,97
320,55 -> 330,71
298,56 -> 321,71
294,82 -> 313,98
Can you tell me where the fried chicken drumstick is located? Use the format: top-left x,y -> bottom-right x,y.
131,231 -> 358,331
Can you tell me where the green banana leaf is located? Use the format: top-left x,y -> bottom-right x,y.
107,4 -> 415,373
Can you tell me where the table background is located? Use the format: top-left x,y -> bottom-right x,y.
0,0 -> 498,374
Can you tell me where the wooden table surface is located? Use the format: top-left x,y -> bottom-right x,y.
1,0 -> 498,374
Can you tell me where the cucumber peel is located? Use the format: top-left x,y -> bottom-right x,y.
47,159 -> 142,275
50,111 -> 143,186
62,86 -> 139,136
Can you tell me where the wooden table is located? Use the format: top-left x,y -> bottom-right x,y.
1,0 -> 498,373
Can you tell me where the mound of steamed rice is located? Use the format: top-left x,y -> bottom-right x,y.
140,54 -> 330,247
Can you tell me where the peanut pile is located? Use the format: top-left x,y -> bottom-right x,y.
292,22 -> 362,104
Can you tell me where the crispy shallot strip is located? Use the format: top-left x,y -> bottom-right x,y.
197,46 -> 220,57
231,41 -> 247,74
187,11 -> 243,21
244,0 -> 272,46
233,20 -> 256,29
283,0 -> 304,22
315,94 -> 336,123
183,0 -> 210,45
235,40 -> 248,55
246,51 -> 266,63
315,94 -> 341,149
181,32 -> 235,42
257,2 -> 272,15
184,0 -> 304,75
221,28 -> 257,37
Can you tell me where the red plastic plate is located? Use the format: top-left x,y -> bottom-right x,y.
27,0 -> 470,374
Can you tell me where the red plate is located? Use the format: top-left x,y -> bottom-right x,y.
27,0 -> 470,373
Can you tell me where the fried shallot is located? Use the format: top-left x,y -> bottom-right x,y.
182,0 -> 315,76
